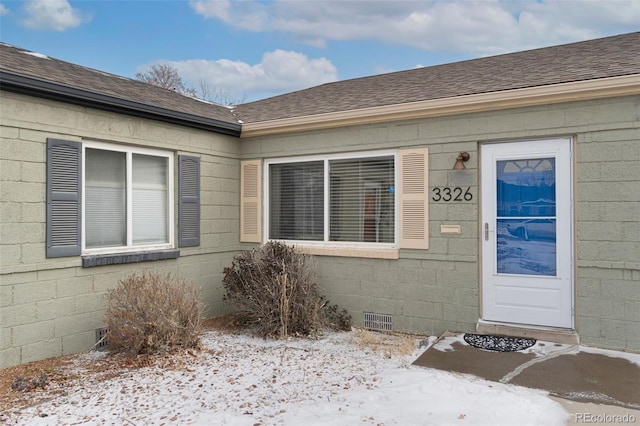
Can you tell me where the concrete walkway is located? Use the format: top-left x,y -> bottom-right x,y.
553,398 -> 640,425
413,332 -> 640,423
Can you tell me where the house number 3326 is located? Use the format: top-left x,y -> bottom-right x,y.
432,186 -> 473,202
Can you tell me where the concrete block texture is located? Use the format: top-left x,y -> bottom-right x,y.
12,321 -> 55,346
0,251 -> 236,368
21,339 -> 62,364
0,327 -> 12,349
0,93 -> 242,368
317,255 -> 478,338
577,265 -> 640,352
242,96 -> 639,354
62,331 -> 96,356
0,348 -> 21,368
3,88 -> 640,368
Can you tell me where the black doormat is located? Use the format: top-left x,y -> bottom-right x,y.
463,333 -> 536,352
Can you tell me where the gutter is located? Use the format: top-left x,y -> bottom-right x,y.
240,74 -> 640,138
0,71 -> 242,137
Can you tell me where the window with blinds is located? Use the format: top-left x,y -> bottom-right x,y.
83,143 -> 173,252
269,161 -> 324,241
85,148 -> 126,248
267,154 -> 395,245
329,157 -> 394,243
132,154 -> 169,245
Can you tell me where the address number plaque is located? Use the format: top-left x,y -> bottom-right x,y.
431,186 -> 473,202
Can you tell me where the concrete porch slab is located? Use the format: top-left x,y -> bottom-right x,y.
476,320 -> 580,345
413,332 -> 640,410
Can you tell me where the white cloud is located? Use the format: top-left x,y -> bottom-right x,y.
0,3 -> 9,16
189,0 -> 231,22
22,0 -> 88,31
190,0 -> 640,55
138,50 -> 338,101
189,0 -> 269,32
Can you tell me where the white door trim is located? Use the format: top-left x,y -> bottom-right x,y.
481,138 -> 574,329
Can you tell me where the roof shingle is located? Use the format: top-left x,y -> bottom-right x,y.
0,43 -> 240,128
233,32 -> 640,124
2,32 -> 639,129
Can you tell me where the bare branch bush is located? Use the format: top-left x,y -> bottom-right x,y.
196,78 -> 247,106
135,64 -> 246,106
104,273 -> 204,355
222,242 -> 351,338
135,64 -> 195,96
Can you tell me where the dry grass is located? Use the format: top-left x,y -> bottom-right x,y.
0,354 -> 78,412
349,328 -> 421,358
0,349 -> 208,414
0,317 -> 421,417
201,312 -> 256,333
0,314 -> 242,413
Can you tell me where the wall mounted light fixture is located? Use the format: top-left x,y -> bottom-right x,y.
453,152 -> 470,170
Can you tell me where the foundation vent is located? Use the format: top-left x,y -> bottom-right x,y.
95,327 -> 109,351
363,312 -> 393,332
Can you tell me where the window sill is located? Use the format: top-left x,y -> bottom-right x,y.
295,245 -> 399,259
82,249 -> 180,268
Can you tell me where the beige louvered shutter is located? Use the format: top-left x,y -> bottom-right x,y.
240,160 -> 262,243
399,148 -> 429,249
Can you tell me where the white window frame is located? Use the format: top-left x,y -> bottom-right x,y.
264,150 -> 399,250
82,141 -> 175,255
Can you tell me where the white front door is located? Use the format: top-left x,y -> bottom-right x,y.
481,138 -> 574,329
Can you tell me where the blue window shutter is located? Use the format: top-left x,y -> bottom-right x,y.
178,155 -> 200,247
46,138 -> 82,257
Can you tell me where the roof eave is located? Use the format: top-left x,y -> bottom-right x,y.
240,74 -> 640,138
0,71 -> 242,137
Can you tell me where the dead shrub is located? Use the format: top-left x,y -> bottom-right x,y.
104,273 -> 204,355
222,241 -> 351,338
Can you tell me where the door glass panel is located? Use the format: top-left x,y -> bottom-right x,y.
496,158 -> 556,276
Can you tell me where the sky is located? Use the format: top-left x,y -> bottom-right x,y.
0,0 -> 639,103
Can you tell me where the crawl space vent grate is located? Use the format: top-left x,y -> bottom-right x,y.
363,312 -> 393,332
95,327 -> 108,351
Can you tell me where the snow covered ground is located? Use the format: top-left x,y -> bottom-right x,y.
2,329 -> 571,425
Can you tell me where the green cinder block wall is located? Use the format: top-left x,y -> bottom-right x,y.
242,95 -> 640,352
0,91 -> 243,368
1,90 -> 638,368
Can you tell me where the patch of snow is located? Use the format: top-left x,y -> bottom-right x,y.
75,350 -> 108,362
21,51 -> 49,60
524,341 -> 577,358
2,330 -> 569,425
419,335 -> 438,349
431,334 -> 460,352
187,95 -> 218,105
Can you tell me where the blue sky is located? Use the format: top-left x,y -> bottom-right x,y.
1,0 -> 638,103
